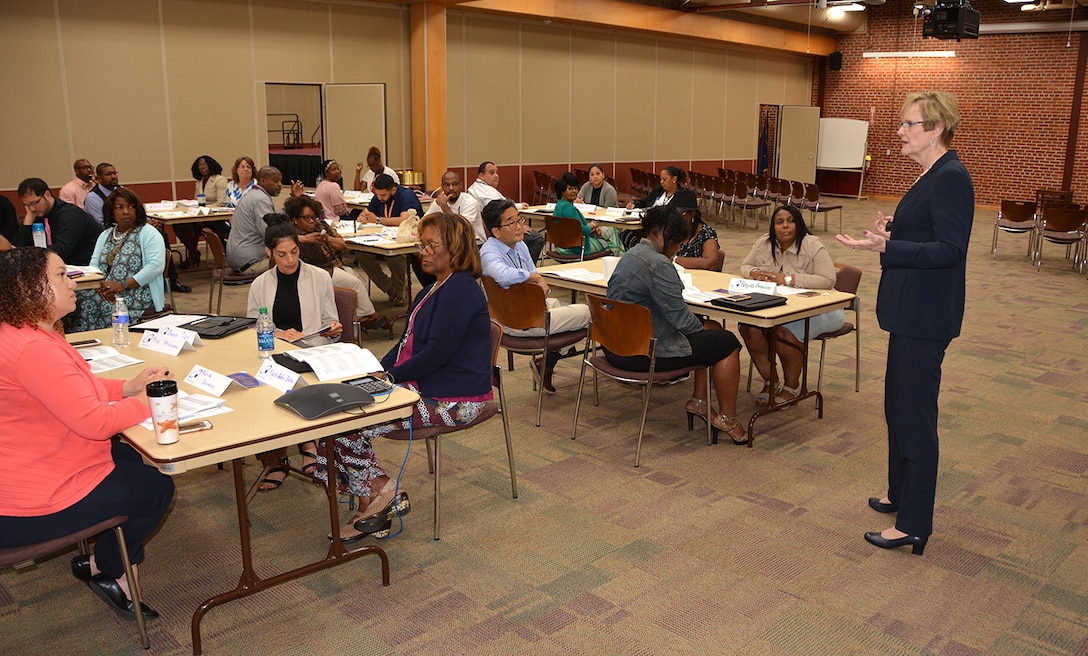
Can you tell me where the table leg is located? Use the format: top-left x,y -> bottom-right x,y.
744,318 -> 823,447
189,454 -> 390,655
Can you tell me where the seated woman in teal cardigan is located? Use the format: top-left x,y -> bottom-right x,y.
553,172 -> 623,257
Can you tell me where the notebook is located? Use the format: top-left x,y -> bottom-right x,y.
273,383 -> 374,420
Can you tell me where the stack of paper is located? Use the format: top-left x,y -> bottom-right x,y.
286,343 -> 384,381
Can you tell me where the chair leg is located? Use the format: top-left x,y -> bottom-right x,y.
816,340 -> 827,412
497,375 -> 518,499
208,280 -> 216,315
632,376 -> 654,468
571,356 -> 590,442
432,436 -> 441,540
215,278 -> 227,315
114,525 -> 150,649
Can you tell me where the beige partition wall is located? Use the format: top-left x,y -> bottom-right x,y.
445,12 -> 814,171
0,0 -> 411,193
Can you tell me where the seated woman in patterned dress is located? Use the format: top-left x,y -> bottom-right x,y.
313,212 -> 493,541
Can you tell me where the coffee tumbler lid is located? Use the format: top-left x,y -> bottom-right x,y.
146,380 -> 178,397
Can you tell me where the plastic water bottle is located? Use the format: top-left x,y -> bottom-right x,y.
31,222 -> 46,248
256,307 -> 275,359
111,297 -> 130,347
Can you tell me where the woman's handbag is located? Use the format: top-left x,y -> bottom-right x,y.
396,208 -> 419,242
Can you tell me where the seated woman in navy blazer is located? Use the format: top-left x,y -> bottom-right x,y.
312,212 -> 493,541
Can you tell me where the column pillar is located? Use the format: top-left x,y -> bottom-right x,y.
410,1 -> 447,191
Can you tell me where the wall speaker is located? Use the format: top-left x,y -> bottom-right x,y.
829,51 -> 843,71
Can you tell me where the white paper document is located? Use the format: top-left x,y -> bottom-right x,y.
285,343 -> 383,381
133,314 -> 209,329
138,392 -> 230,430
79,346 -> 145,373
548,268 -> 605,283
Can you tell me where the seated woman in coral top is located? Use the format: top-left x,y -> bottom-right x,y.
0,248 -> 175,621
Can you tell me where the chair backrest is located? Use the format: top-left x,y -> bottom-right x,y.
790,181 -> 806,203
1036,188 -> 1073,206
1039,204 -> 1087,233
482,276 -> 547,332
833,262 -> 863,295
543,215 -> 587,250
998,199 -> 1036,224
804,182 -> 821,204
716,249 -> 725,272
585,293 -> 654,358
573,168 -> 589,187
733,180 -> 748,201
333,286 -> 358,345
201,227 -> 226,268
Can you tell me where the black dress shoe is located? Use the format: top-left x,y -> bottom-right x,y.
70,555 -> 92,583
864,531 -> 927,555
169,279 -> 192,293
868,497 -> 898,513
87,574 -> 160,619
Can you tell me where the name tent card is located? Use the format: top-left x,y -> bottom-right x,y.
160,326 -> 204,348
605,207 -> 625,217
138,330 -> 189,357
255,359 -> 303,393
184,364 -> 239,397
727,277 -> 777,296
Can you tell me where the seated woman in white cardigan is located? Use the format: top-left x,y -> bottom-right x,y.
246,214 -> 343,490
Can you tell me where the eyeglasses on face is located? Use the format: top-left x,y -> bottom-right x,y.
417,241 -> 444,254
501,217 -> 527,229
898,120 -> 925,129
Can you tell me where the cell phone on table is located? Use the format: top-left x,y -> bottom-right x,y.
725,294 -> 751,302
70,338 -> 102,348
179,419 -> 213,434
797,291 -> 821,298
343,375 -> 394,395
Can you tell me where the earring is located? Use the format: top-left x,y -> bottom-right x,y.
929,138 -> 936,147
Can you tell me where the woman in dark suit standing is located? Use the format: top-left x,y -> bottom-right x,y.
836,91 -> 973,555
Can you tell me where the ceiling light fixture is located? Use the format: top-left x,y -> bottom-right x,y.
861,50 -> 957,58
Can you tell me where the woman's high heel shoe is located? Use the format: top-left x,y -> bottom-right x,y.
864,531 -> 927,555
711,414 -> 748,446
685,399 -> 708,431
868,497 -> 898,513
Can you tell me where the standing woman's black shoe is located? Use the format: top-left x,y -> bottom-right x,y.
864,531 -> 927,555
868,497 -> 898,513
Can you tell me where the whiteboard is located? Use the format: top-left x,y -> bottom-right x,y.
816,118 -> 868,169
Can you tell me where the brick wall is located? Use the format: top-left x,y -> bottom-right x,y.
819,0 -> 1087,206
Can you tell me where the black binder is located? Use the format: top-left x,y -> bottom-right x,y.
710,293 -> 787,312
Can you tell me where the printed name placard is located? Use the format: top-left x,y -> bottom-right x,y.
605,207 -> 625,217
255,359 -> 301,393
159,326 -> 203,348
727,277 -> 777,295
137,330 -> 188,357
184,365 -> 237,397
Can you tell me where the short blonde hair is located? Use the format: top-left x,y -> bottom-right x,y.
901,91 -> 960,147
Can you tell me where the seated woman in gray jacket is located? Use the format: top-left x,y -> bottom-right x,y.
576,164 -> 618,208
246,214 -> 343,491
606,205 -> 747,445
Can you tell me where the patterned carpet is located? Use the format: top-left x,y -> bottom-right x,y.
3,197 -> 1087,655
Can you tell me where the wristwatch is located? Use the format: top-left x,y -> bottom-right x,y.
784,274 -> 794,286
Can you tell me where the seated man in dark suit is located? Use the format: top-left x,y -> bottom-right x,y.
13,177 -> 102,266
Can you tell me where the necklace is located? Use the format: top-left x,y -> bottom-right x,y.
110,227 -> 130,243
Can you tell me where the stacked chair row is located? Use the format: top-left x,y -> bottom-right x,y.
992,198 -> 1087,273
